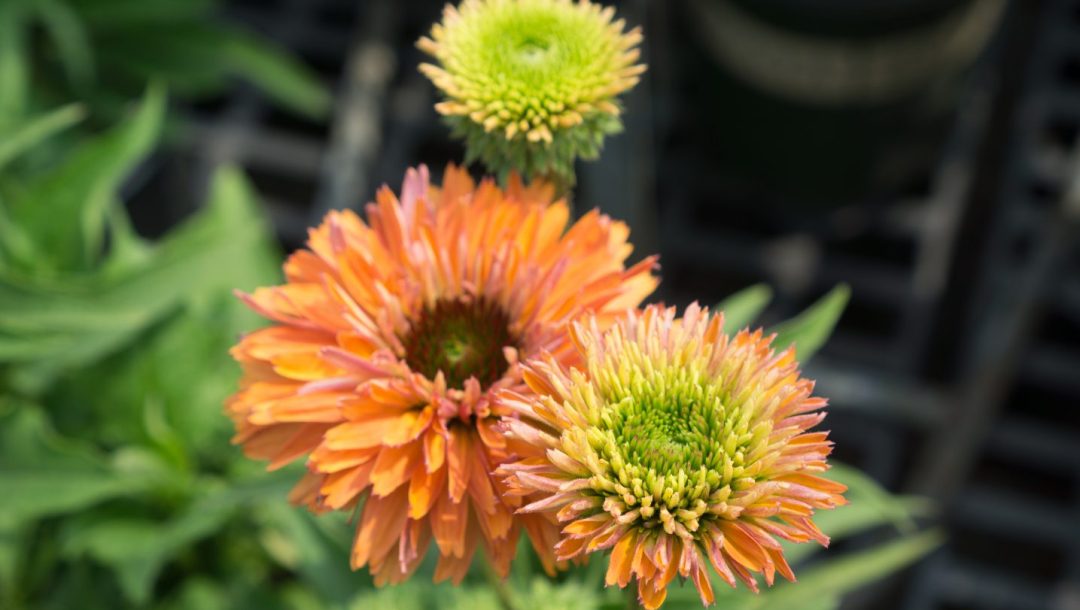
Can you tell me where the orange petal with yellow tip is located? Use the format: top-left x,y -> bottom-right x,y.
563,513 -> 610,537
382,407 -> 435,447
270,351 -> 343,381
424,428 -> 446,473
323,418 -> 407,451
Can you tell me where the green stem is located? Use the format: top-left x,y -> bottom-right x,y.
484,561 -> 521,610
625,585 -> 641,610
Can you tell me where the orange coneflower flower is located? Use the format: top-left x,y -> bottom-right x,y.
227,165 -> 658,585
499,304 -> 846,609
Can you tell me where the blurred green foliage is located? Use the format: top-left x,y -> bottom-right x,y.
0,0 -> 330,135
0,89 -> 355,610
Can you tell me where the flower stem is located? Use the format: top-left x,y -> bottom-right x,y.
625,585 -> 641,610
483,562 -> 521,610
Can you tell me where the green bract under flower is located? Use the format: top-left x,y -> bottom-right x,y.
418,0 -> 645,186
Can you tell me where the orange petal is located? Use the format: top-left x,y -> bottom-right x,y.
370,442 -> 424,496
605,531 -> 636,587
309,446 -> 379,474
431,491 -> 469,558
721,522 -> 770,574
321,460 -> 376,509
383,406 -> 435,446
351,488 -> 408,569
324,416 -> 407,450
425,428 -> 447,473
409,462 -> 446,519
447,426 -> 472,502
638,575 -> 669,610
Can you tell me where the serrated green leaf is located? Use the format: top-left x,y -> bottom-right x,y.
770,284 -> 850,362
717,284 -> 773,334
0,165 -> 279,377
7,85 -> 164,272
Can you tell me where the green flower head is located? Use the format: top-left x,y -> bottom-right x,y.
419,0 -> 645,187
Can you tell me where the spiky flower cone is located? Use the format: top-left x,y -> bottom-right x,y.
499,304 -> 847,609
227,165 -> 658,585
418,0 -> 645,187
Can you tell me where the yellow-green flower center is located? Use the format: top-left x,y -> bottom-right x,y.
581,359 -> 772,538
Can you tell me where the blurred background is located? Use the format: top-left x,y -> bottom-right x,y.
2,0 -> 1079,609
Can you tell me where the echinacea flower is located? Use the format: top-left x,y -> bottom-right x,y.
227,165 -> 658,585
499,304 -> 846,609
418,0 -> 645,186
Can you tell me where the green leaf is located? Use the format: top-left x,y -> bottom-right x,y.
63,509 -> 230,604
257,504 -> 357,604
769,284 -> 850,362
33,0 -> 95,88
0,2 -> 29,125
163,578 -> 232,610
0,402 -> 150,521
61,474 -> 296,605
783,463 -> 933,565
745,530 -> 943,609
222,33 -> 331,119
717,284 -> 773,334
0,165 -> 279,377
824,463 -> 929,535
72,0 -> 215,29
0,104 -> 86,172
0,515 -> 23,607
7,85 -> 164,272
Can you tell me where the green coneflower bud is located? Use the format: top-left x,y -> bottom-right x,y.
418,0 -> 645,189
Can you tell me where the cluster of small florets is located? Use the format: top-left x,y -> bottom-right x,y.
419,0 -> 644,185
576,317 -> 778,540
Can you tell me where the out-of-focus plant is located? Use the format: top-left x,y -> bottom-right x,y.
0,90 -> 360,610
0,0 -> 329,135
